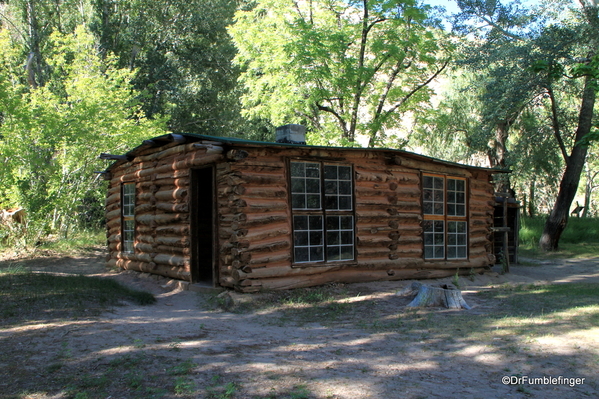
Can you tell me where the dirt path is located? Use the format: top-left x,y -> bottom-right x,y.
1,251 -> 598,398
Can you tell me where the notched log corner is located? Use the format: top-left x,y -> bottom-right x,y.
399,281 -> 471,310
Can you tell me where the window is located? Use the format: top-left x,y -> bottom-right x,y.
290,161 -> 354,264
422,175 -> 467,260
122,183 -> 135,253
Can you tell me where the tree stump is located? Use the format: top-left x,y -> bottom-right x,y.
402,282 -> 471,310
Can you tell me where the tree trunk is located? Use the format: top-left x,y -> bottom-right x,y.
491,120 -> 513,194
528,180 -> 536,217
402,282 -> 471,310
540,76 -> 596,250
582,166 -> 598,218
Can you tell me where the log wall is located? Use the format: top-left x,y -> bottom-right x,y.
106,139 -> 497,292
106,141 -> 225,281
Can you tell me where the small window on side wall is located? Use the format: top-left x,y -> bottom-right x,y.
122,183 -> 135,253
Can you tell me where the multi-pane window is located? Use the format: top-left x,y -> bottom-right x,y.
122,183 -> 135,253
422,175 -> 467,260
290,161 -> 354,264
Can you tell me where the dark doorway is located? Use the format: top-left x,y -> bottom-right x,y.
191,167 -> 216,285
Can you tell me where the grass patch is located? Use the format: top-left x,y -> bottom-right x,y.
519,217 -> 599,259
219,285 -> 358,326
358,282 -> 599,343
0,270 -> 155,326
35,229 -> 106,254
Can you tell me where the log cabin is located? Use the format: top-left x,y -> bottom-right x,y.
101,125 -> 508,292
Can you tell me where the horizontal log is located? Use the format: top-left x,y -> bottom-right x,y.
156,245 -> 191,256
243,223 -> 290,242
135,243 -> 155,253
106,208 -> 121,221
136,213 -> 188,225
357,236 -> 397,247
248,253 -> 291,266
156,225 -> 190,235
153,254 -> 190,268
235,256 -> 431,280
155,236 -> 190,247
136,227 -> 154,238
108,242 -> 120,252
107,233 -> 121,243
155,169 -> 190,181
155,188 -> 188,201
137,234 -> 154,244
138,177 -> 190,188
155,202 -> 189,213
236,267 -> 467,292
241,186 -> 287,199
106,192 -> 120,206
470,236 -> 491,247
357,247 -> 421,258
113,251 -> 153,263
239,173 -> 284,185
135,203 -> 154,214
247,239 -> 290,254
106,203 -> 120,214
391,156 -> 473,177
107,258 -> 191,281
106,217 -> 120,229
136,142 -> 196,163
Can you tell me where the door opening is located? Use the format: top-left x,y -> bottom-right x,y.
191,167 -> 216,285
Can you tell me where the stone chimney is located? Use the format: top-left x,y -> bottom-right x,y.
275,124 -> 306,145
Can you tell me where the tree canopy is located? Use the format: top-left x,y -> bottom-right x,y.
229,0 -> 453,146
0,26 -> 166,239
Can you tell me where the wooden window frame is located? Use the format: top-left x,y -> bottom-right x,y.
422,174 -> 468,260
122,182 -> 136,254
289,160 -> 355,265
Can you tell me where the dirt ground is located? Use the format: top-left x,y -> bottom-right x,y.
1,250 -> 598,399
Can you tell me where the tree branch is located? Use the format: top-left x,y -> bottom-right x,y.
317,102 -> 348,138
546,86 -> 570,164
385,59 -> 450,116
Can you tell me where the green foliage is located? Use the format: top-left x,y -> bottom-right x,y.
230,0 -> 452,146
92,0 -> 244,135
0,26 -> 167,241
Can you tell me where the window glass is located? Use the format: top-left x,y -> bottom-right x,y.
447,178 -> 466,217
447,221 -> 468,259
423,220 -> 444,259
293,215 -> 324,263
291,162 -> 354,264
423,176 -> 444,215
122,183 -> 135,253
291,162 -> 321,210
324,165 -> 352,211
422,175 -> 468,260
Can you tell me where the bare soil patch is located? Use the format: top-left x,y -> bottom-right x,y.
1,250 -> 598,399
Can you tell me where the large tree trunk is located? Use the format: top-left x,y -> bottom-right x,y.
539,76 -> 596,250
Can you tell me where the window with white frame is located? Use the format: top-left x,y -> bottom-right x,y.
290,161 -> 354,264
122,183 -> 135,253
422,175 -> 467,260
